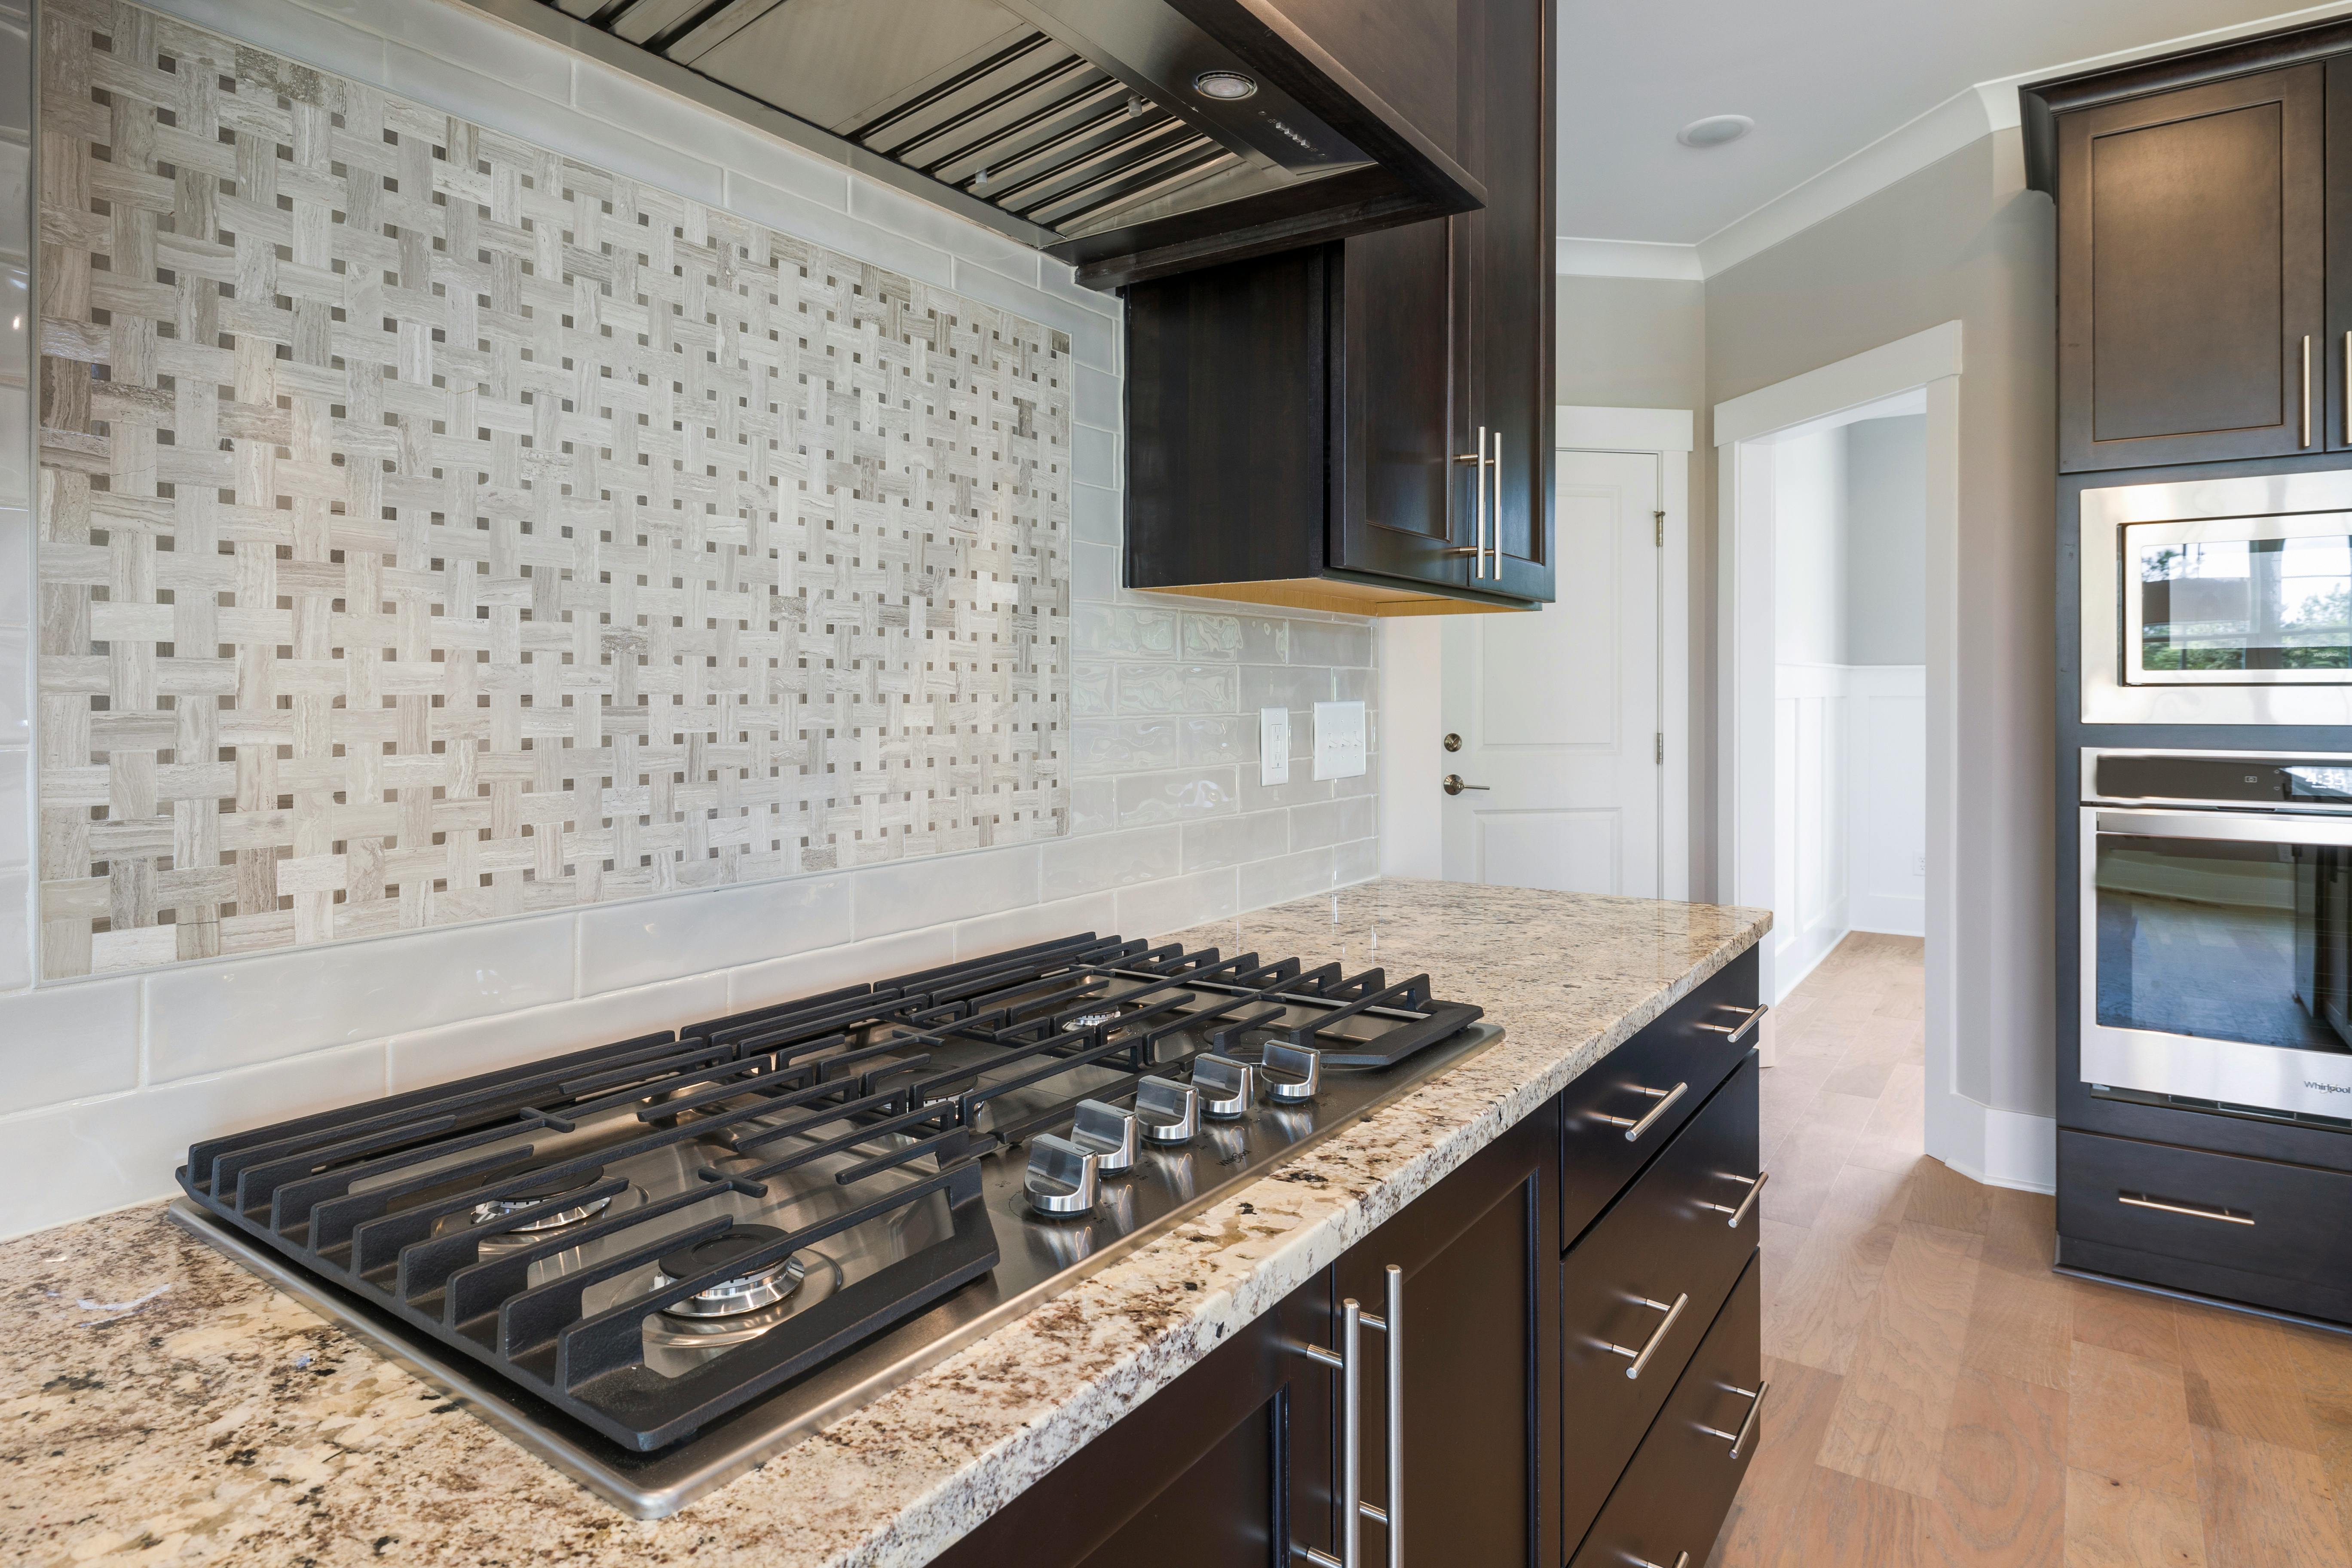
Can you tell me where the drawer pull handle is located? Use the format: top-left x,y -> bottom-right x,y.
1700,1170 -> 1769,1229
1595,1081 -> 1688,1142
1698,1380 -> 1770,1459
1291,1265 -> 1403,1568
1607,1291 -> 1689,1379
2119,1191 -> 2254,1226
1695,1003 -> 1768,1044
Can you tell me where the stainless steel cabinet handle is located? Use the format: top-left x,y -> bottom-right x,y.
2119,1191 -> 2254,1226
1441,775 -> 1488,796
1454,426 -> 1487,579
1695,1003 -> 1768,1044
1293,1266 -> 1402,1568
1699,1381 -> 1770,1460
1606,1291 -> 1689,1379
2304,334 -> 2315,448
1700,1170 -> 1769,1228
1489,429 -> 1502,579
1593,1081 -> 1687,1142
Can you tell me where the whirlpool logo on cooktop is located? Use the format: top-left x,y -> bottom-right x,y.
2305,1079 -> 2352,1095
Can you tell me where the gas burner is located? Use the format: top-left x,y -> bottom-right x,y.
473,1167 -> 616,1232
1066,1008 -> 1124,1030
653,1227 -> 808,1318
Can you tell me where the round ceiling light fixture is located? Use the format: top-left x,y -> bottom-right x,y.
1193,69 -> 1259,101
1676,114 -> 1754,149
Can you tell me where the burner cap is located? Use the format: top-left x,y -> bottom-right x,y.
1068,1008 -> 1123,1031
472,1166 -> 614,1231
654,1225 -> 806,1317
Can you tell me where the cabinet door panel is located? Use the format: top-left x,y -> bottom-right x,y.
931,1269 -> 1335,1568
1333,222 -> 1471,588
1469,0 -> 1553,602
2058,64 -> 2324,471
1332,1098 -> 1559,1568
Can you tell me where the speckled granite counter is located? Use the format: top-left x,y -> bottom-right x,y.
0,880 -> 1767,1567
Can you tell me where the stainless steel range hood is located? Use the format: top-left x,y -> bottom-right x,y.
468,0 -> 1482,289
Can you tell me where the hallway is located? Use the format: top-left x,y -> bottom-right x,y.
1707,933 -> 2352,1567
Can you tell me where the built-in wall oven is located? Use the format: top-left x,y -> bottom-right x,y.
2082,749 -> 2352,1123
2081,469 -> 2352,725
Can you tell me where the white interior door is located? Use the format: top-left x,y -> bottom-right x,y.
1439,450 -> 1662,894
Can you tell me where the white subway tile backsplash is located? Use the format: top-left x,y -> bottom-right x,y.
1180,716 -> 1253,768
852,846 -> 1041,942
848,178 -> 1039,280
1072,424 -> 1118,489
0,748 -> 24,868
725,928 -> 959,1016
1069,718 -> 1182,777
1239,847 -> 1337,912
383,45 -> 726,205
1041,826 -> 1182,901
1115,867 -> 1239,940
724,172 -> 955,290
146,914 -> 576,1082
577,63 -> 851,210
332,0 -> 573,101
147,0 -> 387,85
576,874 -> 853,995
1071,662 -> 1112,717
952,891 -> 1121,959
1182,810 -> 1289,873
0,506 -> 29,625
1290,620 -> 1373,668
0,976 -> 138,1109
0,1042 -> 388,1240
1071,482 -> 1121,547
1242,663 -> 1337,711
1115,664 -> 1237,715
1069,777 -> 1118,838
0,626 -> 24,746
1075,364 -> 1119,431
1334,838 -> 1380,885
1180,613 -> 1243,661
0,867 -> 25,990
1072,541 -> 1119,604
1240,617 -> 1292,663
1116,767 -> 1240,826
1292,795 -> 1378,852
387,972 -> 728,1093
1074,604 -> 1178,658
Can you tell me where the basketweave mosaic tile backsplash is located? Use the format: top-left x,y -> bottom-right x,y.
34,0 -> 1072,979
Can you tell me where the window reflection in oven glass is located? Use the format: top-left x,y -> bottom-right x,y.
2135,535 -> 2352,671
2096,833 -> 2352,1053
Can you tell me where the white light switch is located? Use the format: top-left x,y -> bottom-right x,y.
1312,700 -> 1366,781
1259,708 -> 1292,786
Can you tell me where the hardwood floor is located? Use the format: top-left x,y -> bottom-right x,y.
1705,931 -> 2352,1568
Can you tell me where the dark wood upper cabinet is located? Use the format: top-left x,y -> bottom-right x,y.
1125,0 -> 1554,615
2038,63 -> 2326,472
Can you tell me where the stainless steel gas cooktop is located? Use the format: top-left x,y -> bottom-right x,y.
171,931 -> 1501,1516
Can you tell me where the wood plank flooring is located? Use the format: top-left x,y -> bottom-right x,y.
1704,931 -> 2352,1568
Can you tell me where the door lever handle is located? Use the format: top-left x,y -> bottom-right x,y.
1442,775 -> 1488,796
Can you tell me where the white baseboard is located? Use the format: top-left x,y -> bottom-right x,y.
1929,1099 -> 2056,1194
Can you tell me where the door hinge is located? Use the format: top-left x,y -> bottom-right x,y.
1654,509 -> 1665,547
1655,733 -> 1664,765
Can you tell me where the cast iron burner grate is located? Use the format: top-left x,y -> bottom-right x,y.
177,932 -> 1481,1456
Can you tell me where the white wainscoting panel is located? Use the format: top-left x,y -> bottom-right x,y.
1849,666 -> 1926,937
1773,663 -> 1849,1000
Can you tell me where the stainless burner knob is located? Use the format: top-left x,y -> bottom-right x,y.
1024,1133 -> 1101,1217
1260,1042 -> 1321,1105
1071,1099 -> 1140,1175
1135,1076 -> 1200,1145
1193,1055 -> 1257,1120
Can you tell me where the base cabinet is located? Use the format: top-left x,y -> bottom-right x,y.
932,956 -> 1762,1568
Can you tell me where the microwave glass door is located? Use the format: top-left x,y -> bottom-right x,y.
2124,512 -> 2352,684
2095,827 -> 2352,1054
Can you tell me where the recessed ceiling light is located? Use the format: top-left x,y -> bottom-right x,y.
1193,70 -> 1258,101
1677,114 -> 1753,149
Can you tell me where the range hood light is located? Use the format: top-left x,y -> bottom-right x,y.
1192,70 -> 1258,101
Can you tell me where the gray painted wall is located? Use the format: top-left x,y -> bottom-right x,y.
1705,129 -> 2057,1119
1845,415 -> 1929,667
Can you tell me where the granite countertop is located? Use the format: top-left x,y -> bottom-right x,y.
0,879 -> 1768,1568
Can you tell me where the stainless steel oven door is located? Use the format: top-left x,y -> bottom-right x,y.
2083,807 -> 2352,1118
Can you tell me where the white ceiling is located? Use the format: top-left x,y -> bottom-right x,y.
1557,0 -> 2346,245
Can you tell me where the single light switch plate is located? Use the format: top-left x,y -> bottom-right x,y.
1312,701 -> 1366,781
1259,708 -> 1291,786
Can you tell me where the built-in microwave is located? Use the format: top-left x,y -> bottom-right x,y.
2081,748 -> 2352,1123
2081,469 -> 2352,724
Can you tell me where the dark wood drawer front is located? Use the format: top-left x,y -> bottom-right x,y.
2057,1130 -> 2352,1301
1560,1055 -> 1761,1549
1568,1253 -> 1762,1568
1562,946 -> 1760,1252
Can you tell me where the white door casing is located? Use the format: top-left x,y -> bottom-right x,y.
1441,444 -> 1673,896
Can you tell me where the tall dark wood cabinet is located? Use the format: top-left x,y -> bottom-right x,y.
1124,0 -> 1556,616
2035,58 -> 2328,472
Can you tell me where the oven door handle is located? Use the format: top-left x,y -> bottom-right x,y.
2093,808 -> 2352,847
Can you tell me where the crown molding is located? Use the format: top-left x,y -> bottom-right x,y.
1561,0 -> 2352,283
